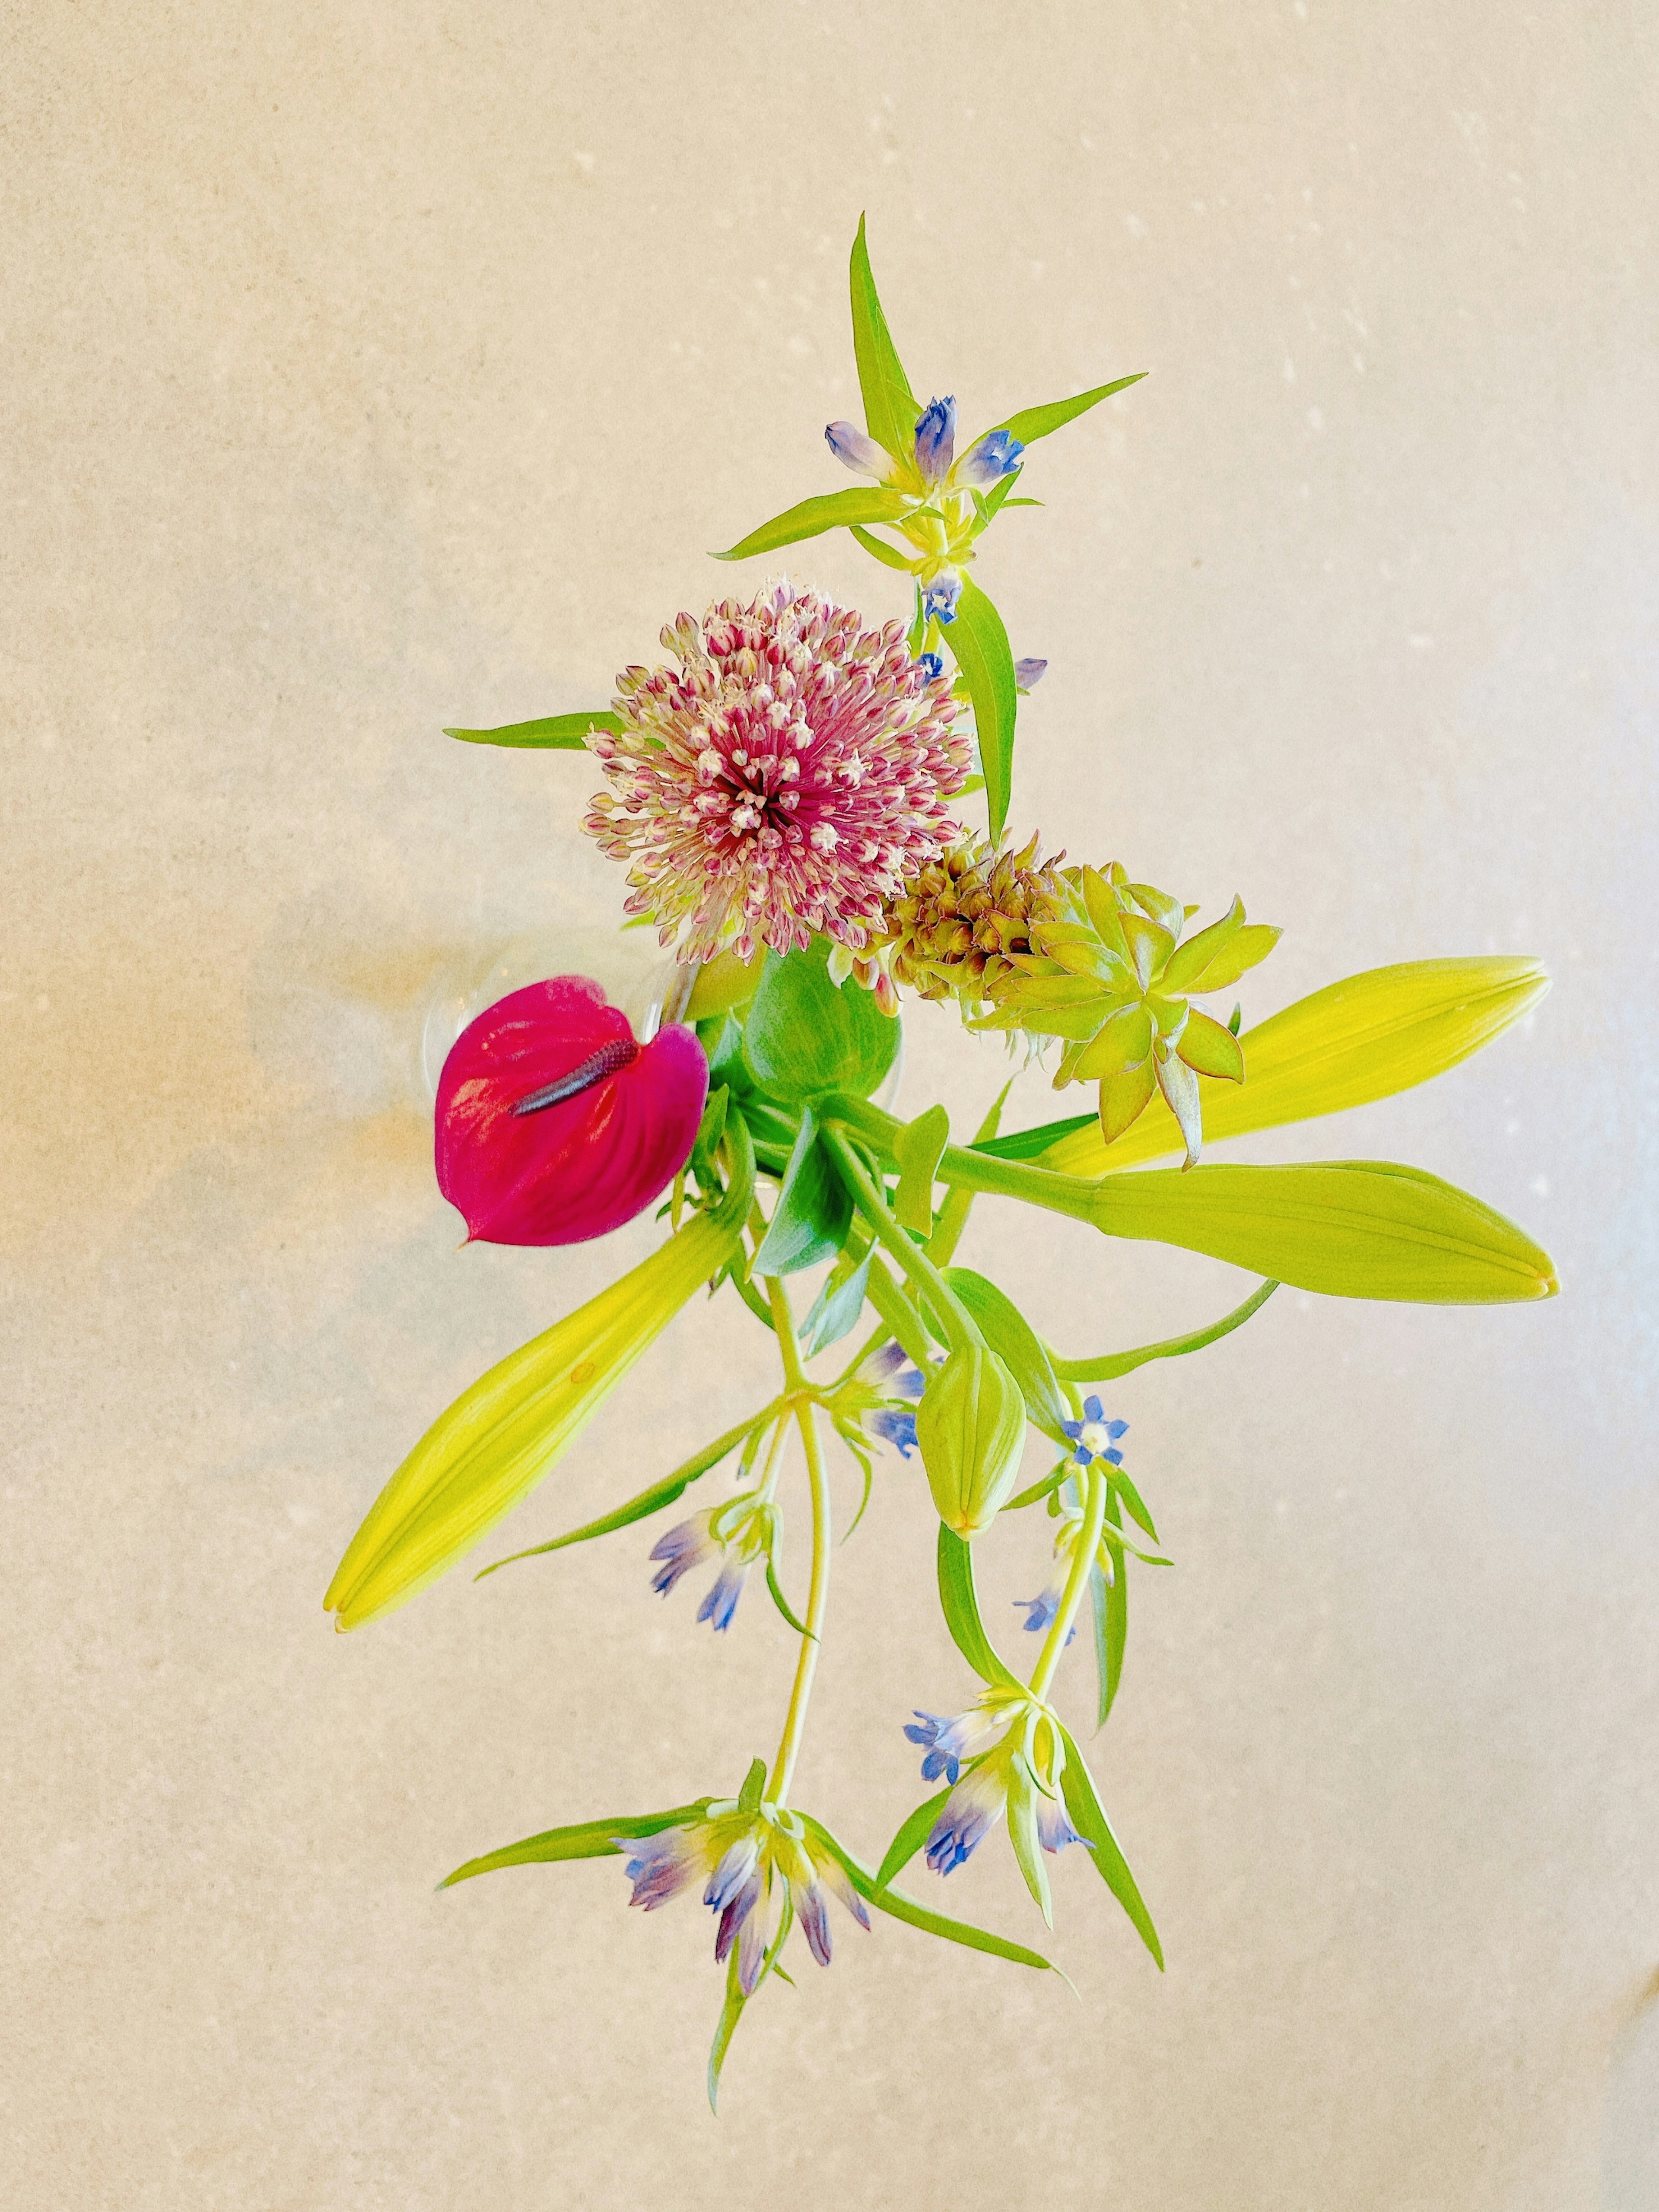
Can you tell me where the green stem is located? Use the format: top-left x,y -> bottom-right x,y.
863,1255 -> 934,1370
766,1276 -> 833,1807
1028,1462 -> 1108,1702
819,1127 -> 982,1356
823,1092 -> 1103,1230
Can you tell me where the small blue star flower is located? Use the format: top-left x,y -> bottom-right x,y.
1061,1398 -> 1127,1469
916,651 -> 945,682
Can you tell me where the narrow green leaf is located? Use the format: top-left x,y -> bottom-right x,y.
1056,1726 -> 1163,1967
1043,957 -> 1552,1175
799,1817 -> 1057,1973
765,1558 -> 812,1638
849,213 -> 919,458
1091,1553 -> 1126,1729
445,710 -> 621,748
476,1408 -> 765,1576
752,1109 -> 853,1275
848,523 -> 917,572
707,1948 -> 747,2114
982,372 -> 1146,449
1110,1468 -> 1159,1544
937,1525 -> 1023,1690
714,486 -> 912,563
946,577 -> 1018,843
875,1789 -> 952,1892
1089,1160 -> 1557,1305
439,1800 -> 712,1888
1050,1278 -> 1278,1383
894,1104 -> 951,1234
970,1112 -> 1097,1163
942,1266 -> 1071,1444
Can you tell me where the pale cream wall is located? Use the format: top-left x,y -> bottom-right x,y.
4,4 -> 1656,2207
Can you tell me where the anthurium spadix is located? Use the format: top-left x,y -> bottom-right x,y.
324,1195 -> 747,1631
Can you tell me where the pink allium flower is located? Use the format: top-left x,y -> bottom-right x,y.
585,582 -> 970,965
435,978 -> 707,1246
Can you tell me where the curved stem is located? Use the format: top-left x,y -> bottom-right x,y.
1028,1461 -> 1108,1702
766,1276 -> 834,1807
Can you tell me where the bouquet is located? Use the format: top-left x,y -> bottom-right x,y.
324,218 -> 1555,2105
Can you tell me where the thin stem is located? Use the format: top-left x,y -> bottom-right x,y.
1028,1460 -> 1108,1702
822,1091 -> 1103,1230
774,1274 -> 836,1805
766,1276 -> 834,1807
753,1414 -> 791,1506
819,1127 -> 981,1355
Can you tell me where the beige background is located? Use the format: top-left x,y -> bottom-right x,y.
5,3 -> 1657,2206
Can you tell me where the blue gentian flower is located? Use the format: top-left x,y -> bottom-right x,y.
906,1692 -> 1094,1889
648,1494 -> 774,1631
922,569 -> 963,625
855,1342 -> 931,1459
1011,1590 -> 1074,1644
954,428 -> 1025,489
916,651 -> 945,682
824,420 -> 896,480
913,395 -> 957,486
617,1799 -> 869,1995
1014,656 -> 1048,688
1062,1398 -> 1127,1469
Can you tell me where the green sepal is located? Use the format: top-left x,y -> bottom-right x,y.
946,576 -> 1018,843
752,1109 -> 853,1275
475,1408 -> 766,1577
1055,1726 -> 1163,1967
444,710 -> 621,748
937,1524 -> 1023,1690
1007,1770 -> 1054,1927
714,485 -> 912,563
874,1788 -> 953,1892
980,371 -> 1146,449
1109,1467 -> 1159,1544
737,1756 -> 768,1812
798,1816 -> 1058,1974
439,1801 -> 713,1888
849,213 -> 919,459
941,1266 -> 1071,1444
893,1104 -> 951,1234
707,1949 -> 747,2114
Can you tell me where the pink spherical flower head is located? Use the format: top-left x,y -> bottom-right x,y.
435,976 -> 708,1247
585,582 -> 970,966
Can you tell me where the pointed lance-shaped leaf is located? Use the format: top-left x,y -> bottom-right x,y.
849,214 -> 920,461
945,576 -> 1018,843
445,711 -> 623,748
1041,957 -> 1553,1176
974,372 -> 1147,451
323,1205 -> 745,1630
714,486 -> 912,563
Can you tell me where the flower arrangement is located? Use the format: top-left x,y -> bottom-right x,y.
325,218 -> 1556,2106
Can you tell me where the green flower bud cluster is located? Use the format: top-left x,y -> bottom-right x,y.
976,862 -> 1281,1166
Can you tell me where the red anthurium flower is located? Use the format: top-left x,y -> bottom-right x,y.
435,977 -> 709,1246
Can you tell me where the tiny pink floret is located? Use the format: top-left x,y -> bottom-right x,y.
585,582 -> 970,963
435,977 -> 708,1247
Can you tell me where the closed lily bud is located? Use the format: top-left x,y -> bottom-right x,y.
915,1344 -> 1028,1537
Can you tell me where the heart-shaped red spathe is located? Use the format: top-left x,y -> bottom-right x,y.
435,976 -> 709,1247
